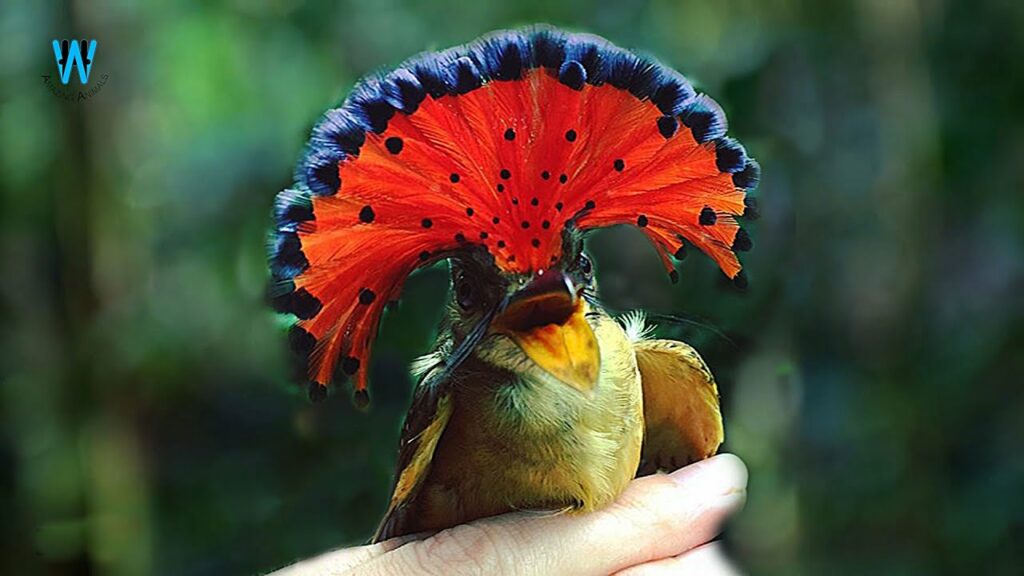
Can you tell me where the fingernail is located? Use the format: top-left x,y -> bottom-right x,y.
669,453 -> 748,499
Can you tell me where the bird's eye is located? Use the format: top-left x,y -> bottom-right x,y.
455,274 -> 475,310
578,253 -> 593,279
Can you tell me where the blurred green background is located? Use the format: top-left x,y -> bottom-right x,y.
2,0 -> 1022,574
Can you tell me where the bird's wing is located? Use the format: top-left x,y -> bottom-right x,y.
633,339 -> 724,475
372,374 -> 453,543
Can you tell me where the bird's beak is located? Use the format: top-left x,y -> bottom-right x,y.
491,271 -> 600,393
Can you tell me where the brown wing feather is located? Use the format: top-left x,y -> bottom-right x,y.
634,339 -> 724,476
372,372 -> 453,543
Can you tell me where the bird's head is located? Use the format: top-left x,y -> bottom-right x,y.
267,27 -> 759,405
445,232 -> 600,393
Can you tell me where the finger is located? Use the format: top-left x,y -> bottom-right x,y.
350,453 -> 747,576
268,533 -> 425,575
612,541 -> 744,575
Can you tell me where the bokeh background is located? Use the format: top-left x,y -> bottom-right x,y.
2,0 -> 1022,574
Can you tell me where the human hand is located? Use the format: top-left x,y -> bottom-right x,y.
270,453 -> 747,576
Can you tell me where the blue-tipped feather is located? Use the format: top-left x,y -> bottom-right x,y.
564,37 -> 606,85
287,324 -> 317,382
657,115 -> 679,138
650,71 -> 697,116
558,60 -> 587,90
313,108 -> 366,156
289,324 -> 316,357
742,196 -> 760,220
532,28 -> 569,69
268,277 -> 296,299
381,68 -> 426,114
602,49 -> 641,89
612,52 -> 665,99
301,147 -> 343,196
409,50 -> 458,98
732,228 -> 753,252
679,95 -> 728,143
733,158 -> 761,190
271,287 -> 323,320
468,31 -> 533,81
452,56 -> 483,94
274,188 -> 315,232
732,270 -> 749,290
269,231 -> 309,280
268,273 -> 322,321
349,77 -> 396,134
714,137 -> 748,173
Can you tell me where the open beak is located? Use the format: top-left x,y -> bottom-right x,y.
491,271 -> 600,393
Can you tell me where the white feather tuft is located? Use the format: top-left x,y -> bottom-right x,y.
619,310 -> 656,343
410,350 -> 445,378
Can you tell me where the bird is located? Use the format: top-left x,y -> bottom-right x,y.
266,26 -> 760,542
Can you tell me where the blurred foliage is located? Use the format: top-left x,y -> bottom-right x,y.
2,0 -> 1022,574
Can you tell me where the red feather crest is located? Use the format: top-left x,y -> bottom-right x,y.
269,28 -> 760,401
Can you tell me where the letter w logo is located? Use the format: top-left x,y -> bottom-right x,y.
52,39 -> 97,85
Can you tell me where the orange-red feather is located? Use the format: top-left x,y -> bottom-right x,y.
269,28 -> 759,397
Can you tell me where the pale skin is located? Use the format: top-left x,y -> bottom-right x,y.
270,453 -> 747,576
